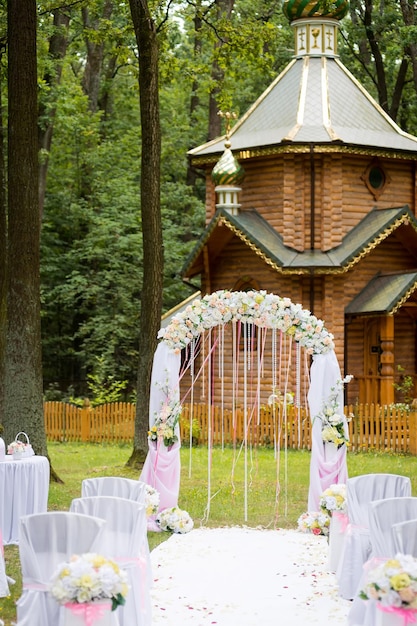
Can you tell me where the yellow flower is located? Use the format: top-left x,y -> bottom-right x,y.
385,559 -> 401,569
390,573 -> 411,591
91,554 -> 107,569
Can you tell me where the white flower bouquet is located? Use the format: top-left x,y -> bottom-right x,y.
360,554 -> 417,612
145,485 -> 160,517
156,506 -> 194,534
319,484 -> 347,517
49,553 -> 129,611
297,511 -> 330,536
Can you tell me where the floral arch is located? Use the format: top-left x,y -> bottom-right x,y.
161,290 -> 335,356
141,290 -> 348,523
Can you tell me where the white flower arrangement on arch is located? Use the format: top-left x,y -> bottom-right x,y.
144,485 -> 160,517
161,290 -> 334,355
319,483 -> 347,517
315,375 -> 353,449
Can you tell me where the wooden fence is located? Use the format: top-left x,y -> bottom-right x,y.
43,401 -> 417,454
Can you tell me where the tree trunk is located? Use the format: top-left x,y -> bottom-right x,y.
82,0 -> 113,113
128,0 -> 163,467
207,0 -> 235,140
38,10 -> 70,217
0,65 -> 6,431
5,0 -> 47,455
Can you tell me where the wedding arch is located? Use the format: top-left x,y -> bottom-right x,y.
140,290 -> 348,522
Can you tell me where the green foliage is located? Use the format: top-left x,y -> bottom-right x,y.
25,0 -> 417,397
393,365 -> 415,407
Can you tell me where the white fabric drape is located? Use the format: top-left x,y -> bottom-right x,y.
307,350 -> 348,511
140,342 -> 181,513
0,456 -> 50,545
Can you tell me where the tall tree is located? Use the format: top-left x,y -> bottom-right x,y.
38,9 -> 71,216
128,0 -> 163,465
4,0 -> 47,454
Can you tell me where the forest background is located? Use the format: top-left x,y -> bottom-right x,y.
1,0 -> 417,463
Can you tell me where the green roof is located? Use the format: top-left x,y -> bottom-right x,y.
345,272 -> 417,315
182,206 -> 417,277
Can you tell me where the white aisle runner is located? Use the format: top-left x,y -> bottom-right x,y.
150,527 -> 351,625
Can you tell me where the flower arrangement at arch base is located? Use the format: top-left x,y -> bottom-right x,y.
297,511 -> 330,536
360,553 -> 417,624
50,553 -> 129,626
156,506 -> 194,534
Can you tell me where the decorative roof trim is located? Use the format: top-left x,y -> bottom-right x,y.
218,216 -> 306,275
390,281 -> 417,315
338,212 -> 417,274
190,143 -> 417,167
182,207 -> 417,279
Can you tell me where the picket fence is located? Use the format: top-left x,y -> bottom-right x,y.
43,401 -> 417,454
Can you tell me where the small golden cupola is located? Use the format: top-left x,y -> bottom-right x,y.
283,0 -> 349,58
211,111 -> 245,216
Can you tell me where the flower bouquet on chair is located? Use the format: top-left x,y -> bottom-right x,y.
359,553 -> 417,626
49,553 -> 129,626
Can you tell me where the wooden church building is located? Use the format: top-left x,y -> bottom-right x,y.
176,0 -> 417,407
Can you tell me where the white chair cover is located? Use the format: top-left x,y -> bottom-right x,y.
392,518 -> 417,555
0,529 -> 9,598
336,473 -> 411,600
70,496 -> 151,626
349,497 -> 417,626
16,511 -> 108,626
81,477 -> 147,504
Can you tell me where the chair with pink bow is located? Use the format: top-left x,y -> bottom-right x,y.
348,496 -> 417,626
16,511 -> 110,626
336,473 -> 411,600
70,495 -> 151,626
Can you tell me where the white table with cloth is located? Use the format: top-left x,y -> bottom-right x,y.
0,455 -> 50,545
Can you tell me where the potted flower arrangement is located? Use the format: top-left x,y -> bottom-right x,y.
156,506 -> 194,534
149,398 -> 182,449
297,511 -> 330,536
50,553 -> 128,626
359,554 -> 417,626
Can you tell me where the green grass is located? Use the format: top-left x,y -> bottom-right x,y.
2,443 -> 417,625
